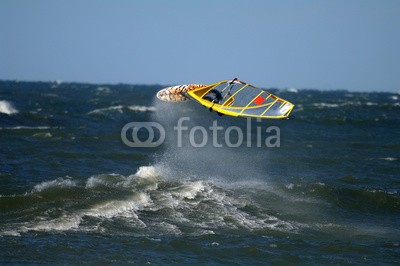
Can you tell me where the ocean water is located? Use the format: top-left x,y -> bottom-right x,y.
0,80 -> 399,264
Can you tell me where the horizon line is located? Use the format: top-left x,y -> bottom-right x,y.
0,79 -> 398,94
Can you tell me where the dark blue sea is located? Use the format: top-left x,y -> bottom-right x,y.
1,80 -> 399,264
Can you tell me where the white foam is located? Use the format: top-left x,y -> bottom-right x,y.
88,105 -> 124,114
32,177 -> 76,193
12,192 -> 152,234
340,101 -> 379,107
285,88 -> 298,93
86,192 -> 152,220
28,215 -> 82,232
0,100 -> 18,115
96,86 -> 111,93
85,173 -> 123,188
85,166 -> 160,190
125,166 -> 161,191
340,101 -> 362,107
1,230 -> 21,237
380,157 -> 397,161
312,103 -> 339,108
32,132 -> 52,138
135,166 -> 159,178
4,165 -> 300,236
156,222 -> 182,235
171,181 -> 206,200
286,183 -> 295,190
129,106 -> 156,112
87,105 -> 155,114
156,179 -> 297,233
0,126 -> 52,130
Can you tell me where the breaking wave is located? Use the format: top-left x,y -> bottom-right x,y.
87,105 -> 156,115
0,100 -> 18,115
3,165 -> 395,239
0,166 -> 297,237
32,177 -> 77,193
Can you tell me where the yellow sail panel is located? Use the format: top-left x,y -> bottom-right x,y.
186,79 -> 294,119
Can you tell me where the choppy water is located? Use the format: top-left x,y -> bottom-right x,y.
1,80 -> 400,264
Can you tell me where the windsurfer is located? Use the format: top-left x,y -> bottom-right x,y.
203,89 -> 223,104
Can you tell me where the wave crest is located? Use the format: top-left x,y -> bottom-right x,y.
87,105 -> 156,115
33,177 -> 77,193
3,166 -> 296,236
0,100 -> 18,115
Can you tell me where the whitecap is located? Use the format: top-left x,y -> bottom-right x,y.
11,192 -> 152,234
96,86 -> 111,93
85,166 -> 160,190
87,105 -> 124,114
32,132 -> 52,138
0,126 -> 52,130
285,88 -> 298,93
0,230 -> 21,237
87,105 -> 155,115
85,173 -> 125,189
285,183 -> 295,190
5,165 -> 300,236
135,165 -> 159,178
128,105 -> 156,112
170,181 -> 206,200
0,100 -> 18,115
312,103 -> 339,108
27,215 -> 82,232
340,101 -> 362,107
32,177 -> 76,193
85,192 -> 152,220
380,157 -> 398,161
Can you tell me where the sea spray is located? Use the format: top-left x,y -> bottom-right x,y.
150,97 -> 273,182
0,100 -> 18,115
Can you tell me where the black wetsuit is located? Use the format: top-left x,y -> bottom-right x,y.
203,89 -> 223,103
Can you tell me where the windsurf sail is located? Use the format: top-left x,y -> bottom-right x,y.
186,79 -> 294,119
